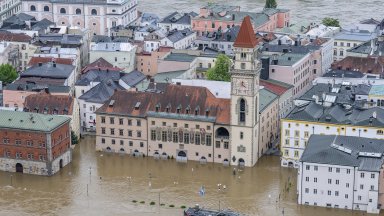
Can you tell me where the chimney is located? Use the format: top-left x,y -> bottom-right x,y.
278,39 -> 281,45
232,14 -> 235,21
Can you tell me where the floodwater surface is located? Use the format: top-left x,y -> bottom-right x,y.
0,136 -> 382,215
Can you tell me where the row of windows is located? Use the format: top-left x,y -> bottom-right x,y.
285,125 -> 384,135
101,138 -> 144,147
150,121 -> 211,130
334,41 -> 358,47
150,130 -> 213,146
101,128 -> 142,137
3,151 -> 46,161
30,5 -> 98,15
2,138 -> 46,148
101,117 -> 142,126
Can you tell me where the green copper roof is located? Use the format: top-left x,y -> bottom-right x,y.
259,88 -> 278,112
0,110 -> 70,132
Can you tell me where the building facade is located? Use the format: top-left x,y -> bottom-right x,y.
298,135 -> 384,214
0,110 -> 71,176
21,0 -> 138,35
281,103 -> 384,168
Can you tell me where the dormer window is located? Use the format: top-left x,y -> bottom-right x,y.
195,106 -> 200,115
186,106 -> 191,114
177,105 -> 182,114
135,102 -> 141,110
240,53 -> 247,59
205,108 -> 210,117
166,104 -> 171,113
155,104 -> 160,112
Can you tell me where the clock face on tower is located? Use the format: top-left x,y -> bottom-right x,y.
237,79 -> 249,90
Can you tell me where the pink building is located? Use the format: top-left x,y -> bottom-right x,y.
192,4 -> 290,36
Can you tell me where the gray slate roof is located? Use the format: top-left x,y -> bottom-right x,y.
5,83 -> 70,93
165,28 -> 195,43
323,69 -> 365,78
301,135 -> 384,171
286,102 -> 384,127
75,70 -> 122,86
299,83 -> 371,105
259,88 -> 278,112
261,43 -> 320,54
160,11 -> 197,25
21,62 -> 75,79
120,70 -> 146,87
78,80 -> 123,104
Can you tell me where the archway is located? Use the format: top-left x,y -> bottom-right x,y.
288,162 -> 293,167
59,159 -> 63,169
238,158 -> 245,166
16,163 -> 23,173
216,127 -> 229,138
106,147 -> 111,151
177,151 -> 186,157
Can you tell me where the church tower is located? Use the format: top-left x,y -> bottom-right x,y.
230,16 -> 261,167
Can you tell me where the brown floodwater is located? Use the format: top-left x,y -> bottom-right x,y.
0,136 -> 382,216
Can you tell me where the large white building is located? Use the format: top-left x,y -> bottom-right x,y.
281,102 -> 384,168
0,0 -> 21,27
298,135 -> 384,214
21,0 -> 138,35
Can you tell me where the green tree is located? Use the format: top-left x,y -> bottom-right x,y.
265,0 -> 277,8
206,54 -> 231,82
322,17 -> 340,27
71,131 -> 79,145
0,64 -> 18,84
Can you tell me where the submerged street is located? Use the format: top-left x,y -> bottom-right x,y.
0,136 -> 378,216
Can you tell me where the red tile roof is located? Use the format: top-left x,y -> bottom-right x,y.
97,84 -> 230,124
28,57 -> 73,67
82,58 -> 122,73
331,56 -> 384,74
234,16 -> 258,48
260,79 -> 292,96
24,92 -> 74,115
0,31 -> 32,43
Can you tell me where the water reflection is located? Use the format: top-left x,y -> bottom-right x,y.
0,136 -> 383,215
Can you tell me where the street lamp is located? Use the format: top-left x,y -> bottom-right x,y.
10,174 -> 13,186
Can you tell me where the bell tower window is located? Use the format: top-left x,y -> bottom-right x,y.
240,53 -> 247,59
239,99 -> 246,123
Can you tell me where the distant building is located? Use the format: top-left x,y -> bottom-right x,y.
0,41 -> 19,67
158,11 -> 197,32
298,135 -> 384,214
192,4 -> 290,36
160,28 -> 196,49
333,30 -> 376,61
90,36 -> 137,72
313,69 -> 384,86
0,110 -> 72,176
0,0 -> 21,27
21,0 -> 138,35
194,25 -> 240,55
135,46 -> 172,76
347,34 -> 384,58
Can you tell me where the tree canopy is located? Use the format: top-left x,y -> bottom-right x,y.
206,54 -> 231,82
322,17 -> 340,27
0,64 -> 18,84
265,0 -> 277,9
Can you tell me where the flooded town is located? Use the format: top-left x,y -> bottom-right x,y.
1,0 -> 384,215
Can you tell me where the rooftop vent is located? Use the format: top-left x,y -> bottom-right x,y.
109,100 -> 115,107
135,102 -> 141,109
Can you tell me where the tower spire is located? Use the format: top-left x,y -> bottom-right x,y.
233,16 -> 257,48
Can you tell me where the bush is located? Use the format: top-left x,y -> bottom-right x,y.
140,201 -> 145,204
160,203 -> 165,206
180,205 -> 186,209
150,201 -> 156,205
132,200 -> 137,203
169,204 -> 175,208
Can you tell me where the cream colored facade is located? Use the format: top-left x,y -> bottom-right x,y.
95,115 -> 148,155
258,98 -> 279,155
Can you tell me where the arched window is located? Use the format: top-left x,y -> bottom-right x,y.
60,8 -> 66,14
44,6 -> 49,11
377,130 -> 383,135
76,8 -> 81,14
30,5 -> 36,11
239,99 -> 246,123
91,9 -> 97,15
